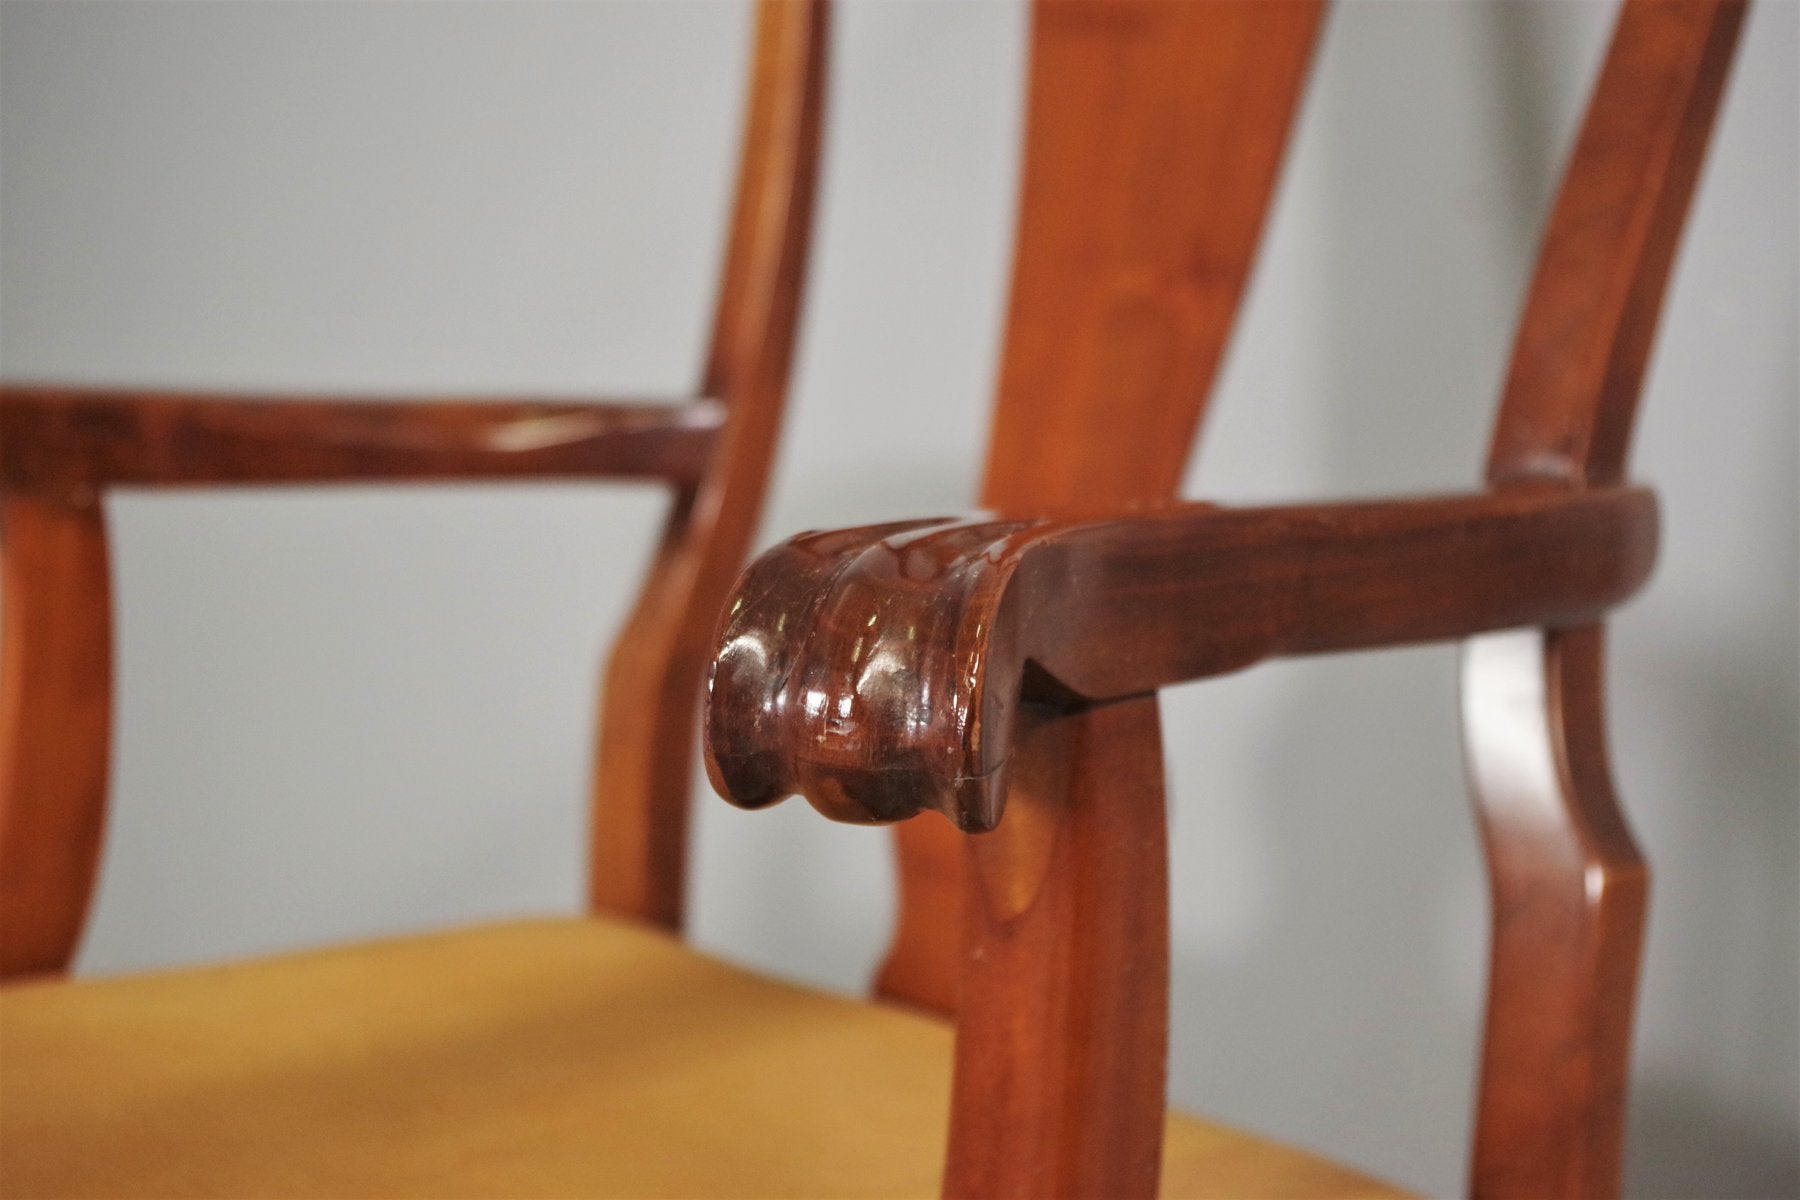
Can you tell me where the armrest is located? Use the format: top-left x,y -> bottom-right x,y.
704,486 -> 1657,832
0,386 -> 724,499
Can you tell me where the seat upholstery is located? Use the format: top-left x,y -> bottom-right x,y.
0,917 -> 1408,1199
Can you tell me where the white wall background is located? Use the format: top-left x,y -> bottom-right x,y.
2,2 -> 1793,1195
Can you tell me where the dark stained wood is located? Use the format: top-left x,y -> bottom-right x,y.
0,388 -> 722,496
882,0 -> 1326,1027
0,497 -> 111,978
588,0 -> 828,930
707,486 -> 1658,831
942,698 -> 1168,1198
1489,0 -> 1747,487
1462,625 -> 1647,1200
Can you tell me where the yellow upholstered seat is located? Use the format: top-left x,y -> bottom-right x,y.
1,917 -> 1407,1199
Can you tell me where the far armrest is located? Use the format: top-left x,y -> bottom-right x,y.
0,386 -> 724,498
704,486 -> 1657,832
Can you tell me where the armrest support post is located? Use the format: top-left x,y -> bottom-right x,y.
0,496 -> 111,978
944,697 -> 1169,1199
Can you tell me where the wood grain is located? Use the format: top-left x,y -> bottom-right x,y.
882,0 -> 1326,1029
589,0 -> 828,930
942,698 -> 1169,1199
706,486 -> 1658,832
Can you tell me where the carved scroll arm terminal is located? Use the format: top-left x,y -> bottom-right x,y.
704,486 -> 1658,833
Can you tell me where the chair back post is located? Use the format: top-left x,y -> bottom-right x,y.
1466,4 -> 1746,1197
590,0 -> 830,930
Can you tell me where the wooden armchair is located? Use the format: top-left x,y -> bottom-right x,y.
0,1 -> 1744,1198
704,2 -> 1746,1198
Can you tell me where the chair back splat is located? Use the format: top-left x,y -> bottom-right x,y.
588,0 -> 828,931
878,0 -> 1325,1023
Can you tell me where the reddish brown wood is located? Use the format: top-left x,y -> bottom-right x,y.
589,0 -> 828,930
1462,625 -> 1647,1200
707,486 -> 1658,831
0,497 -> 111,978
942,698 -> 1169,1199
1489,0 -> 1746,487
0,389 -> 721,496
1463,5 -> 1746,1196
0,0 -> 827,969
704,3 -> 1746,1195
881,0 -> 1326,1026
980,0 -> 1326,516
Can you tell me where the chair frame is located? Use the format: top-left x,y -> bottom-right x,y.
703,2 -> 1748,1197
0,0 -> 827,975
0,1 -> 1748,1197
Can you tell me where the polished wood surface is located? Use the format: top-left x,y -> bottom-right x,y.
0,0 -> 826,975
882,0 -> 1326,1026
943,698 -> 1168,1198
1490,0 -> 1746,488
589,0 -> 828,931
0,389 -> 721,496
704,2 -> 1747,1197
1463,626 -> 1647,1199
707,486 -> 1657,831
1,0 -> 1748,1195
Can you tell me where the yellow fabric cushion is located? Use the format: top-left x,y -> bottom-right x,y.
1,917 -> 1409,1198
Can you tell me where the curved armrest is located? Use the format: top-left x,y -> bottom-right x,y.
0,386 -> 724,499
704,486 -> 1657,832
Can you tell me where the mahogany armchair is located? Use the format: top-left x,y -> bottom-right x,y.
704,2 -> 1746,1198
0,1 -> 1744,1198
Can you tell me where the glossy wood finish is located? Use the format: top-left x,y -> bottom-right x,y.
589,0 -> 827,931
707,486 -> 1658,832
1490,0 -> 1746,487
1462,625 -> 1646,1199
942,698 -> 1168,1198
882,0 -> 1326,1025
0,0 -> 826,975
0,498 -> 110,979
704,2 -> 1747,1197
0,390 -> 722,497
1464,4 -> 1745,1196
980,0 -> 1325,516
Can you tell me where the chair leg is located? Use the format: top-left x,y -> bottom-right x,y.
1461,624 -> 1647,1199
0,495 -> 113,978
943,695 -> 1169,1199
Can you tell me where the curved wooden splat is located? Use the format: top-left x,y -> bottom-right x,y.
0,388 -> 723,497
705,485 -> 1659,832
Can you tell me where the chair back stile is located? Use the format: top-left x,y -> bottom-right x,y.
588,0 -> 829,931
1465,4 -> 1745,1196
